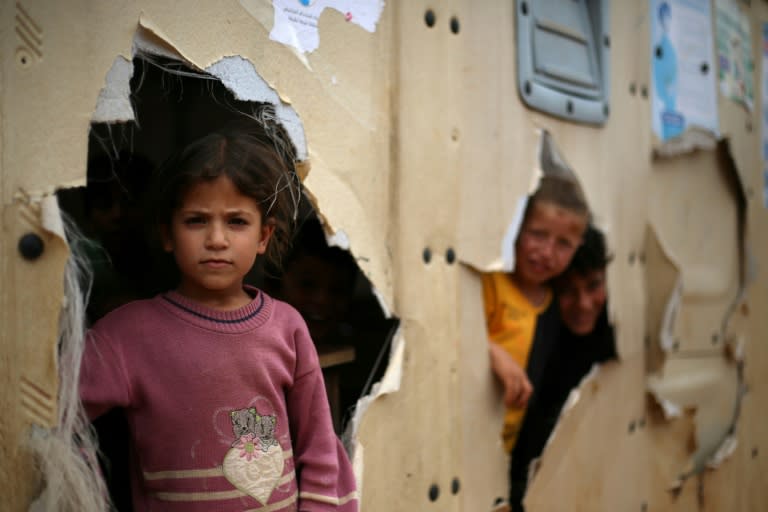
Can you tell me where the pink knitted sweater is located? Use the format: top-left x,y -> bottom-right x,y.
80,287 -> 358,511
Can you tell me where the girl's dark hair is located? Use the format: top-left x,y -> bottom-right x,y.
149,119 -> 300,270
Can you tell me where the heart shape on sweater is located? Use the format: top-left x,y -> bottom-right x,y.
222,439 -> 284,505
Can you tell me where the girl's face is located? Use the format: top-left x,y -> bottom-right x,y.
514,201 -> 585,287
162,175 -> 273,309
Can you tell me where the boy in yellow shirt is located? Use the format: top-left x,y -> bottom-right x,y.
483,175 -> 590,453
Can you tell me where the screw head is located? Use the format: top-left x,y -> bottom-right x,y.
450,16 -> 460,34
425,10 -> 436,27
18,233 -> 44,260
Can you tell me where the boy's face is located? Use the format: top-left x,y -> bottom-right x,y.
557,268 -> 607,335
515,201 -> 585,286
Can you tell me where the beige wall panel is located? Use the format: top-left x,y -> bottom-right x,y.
1,1 -> 137,201
2,201 -> 69,510
723,314 -> 768,512
355,2 -> 464,511
456,1 -> 531,271
459,267 -> 510,509
3,0 -> 768,511
525,358 -> 649,511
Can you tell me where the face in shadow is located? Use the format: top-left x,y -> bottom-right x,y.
554,224 -> 610,337
280,252 -> 355,345
557,267 -> 607,336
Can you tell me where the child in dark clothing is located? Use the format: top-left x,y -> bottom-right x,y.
509,225 -> 616,511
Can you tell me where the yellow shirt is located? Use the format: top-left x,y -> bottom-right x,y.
482,272 -> 551,453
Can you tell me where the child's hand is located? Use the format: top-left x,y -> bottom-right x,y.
488,342 -> 533,409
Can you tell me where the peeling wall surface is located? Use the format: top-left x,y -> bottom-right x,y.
2,1 -> 768,511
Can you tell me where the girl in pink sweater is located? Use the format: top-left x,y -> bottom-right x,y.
80,122 -> 358,512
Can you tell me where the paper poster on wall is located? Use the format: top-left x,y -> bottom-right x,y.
262,0 -> 384,53
650,0 -> 719,141
716,0 -> 755,110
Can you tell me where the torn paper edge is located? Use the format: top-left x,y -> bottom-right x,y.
136,15 -> 196,66
351,441 -> 364,505
205,56 -> 308,160
265,0 -> 385,55
659,276 -> 683,353
537,128 -> 580,182
95,25 -> 309,164
239,0 -> 313,70
652,126 -> 719,159
646,383 -> 684,419
500,196 -> 528,272
343,327 -> 404,452
706,434 -> 738,469
327,228 -> 350,251
646,224 -> 684,352
41,194 -> 65,239
371,286 -> 392,319
91,56 -> 135,123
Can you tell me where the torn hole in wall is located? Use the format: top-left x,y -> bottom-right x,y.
54,41 -> 399,509
647,361 -> 743,494
644,140 -> 749,494
479,129 -> 618,505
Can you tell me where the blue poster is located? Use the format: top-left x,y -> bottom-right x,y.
650,0 -> 719,141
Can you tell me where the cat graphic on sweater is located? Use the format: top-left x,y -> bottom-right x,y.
230,407 -> 279,452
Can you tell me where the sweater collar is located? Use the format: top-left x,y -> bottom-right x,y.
159,285 -> 272,333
